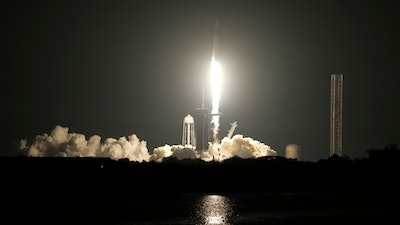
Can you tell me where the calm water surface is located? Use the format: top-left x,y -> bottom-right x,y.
7,191 -> 400,225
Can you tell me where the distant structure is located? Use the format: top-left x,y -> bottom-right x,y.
330,74 -> 343,157
195,87 -> 210,151
182,114 -> 196,149
285,144 -> 301,160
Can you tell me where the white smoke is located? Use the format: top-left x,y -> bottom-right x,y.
220,134 -> 276,159
20,125 -> 150,162
20,125 -> 277,162
149,144 -> 173,162
149,144 -> 199,162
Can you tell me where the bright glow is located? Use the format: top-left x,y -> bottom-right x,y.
210,56 -> 222,142
197,195 -> 234,225
206,216 -> 225,224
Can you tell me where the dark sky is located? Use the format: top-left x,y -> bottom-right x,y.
3,0 -> 399,161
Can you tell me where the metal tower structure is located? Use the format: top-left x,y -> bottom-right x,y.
195,87 -> 210,151
330,74 -> 343,157
182,114 -> 196,149
194,19 -> 221,151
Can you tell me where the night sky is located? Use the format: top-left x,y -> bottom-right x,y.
3,0 -> 399,161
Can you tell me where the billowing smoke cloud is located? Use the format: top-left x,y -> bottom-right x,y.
19,125 -> 150,162
20,125 -> 277,162
200,134 -> 277,161
149,144 -> 198,162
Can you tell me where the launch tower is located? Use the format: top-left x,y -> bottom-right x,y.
195,88 -> 210,151
195,18 -> 221,151
330,74 -> 343,157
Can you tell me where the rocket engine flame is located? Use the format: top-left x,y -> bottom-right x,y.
210,56 -> 222,143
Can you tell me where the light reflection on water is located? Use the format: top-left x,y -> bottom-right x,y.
195,194 -> 235,225
19,192 -> 398,225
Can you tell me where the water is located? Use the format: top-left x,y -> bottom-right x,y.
6,191 -> 400,225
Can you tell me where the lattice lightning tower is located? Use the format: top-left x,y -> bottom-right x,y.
330,74 -> 343,157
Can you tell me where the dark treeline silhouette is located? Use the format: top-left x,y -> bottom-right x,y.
1,149 -> 399,195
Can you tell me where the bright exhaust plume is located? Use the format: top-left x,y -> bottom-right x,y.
210,56 -> 222,143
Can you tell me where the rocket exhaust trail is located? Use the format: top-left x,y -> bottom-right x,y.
210,18 -> 222,144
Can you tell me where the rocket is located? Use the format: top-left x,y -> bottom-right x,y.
212,18 -> 219,60
210,18 -> 222,117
